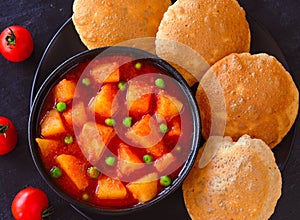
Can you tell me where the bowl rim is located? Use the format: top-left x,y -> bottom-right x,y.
28,46 -> 201,215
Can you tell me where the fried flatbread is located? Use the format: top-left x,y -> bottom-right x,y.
72,0 -> 171,49
155,0 -> 250,86
182,135 -> 282,220
196,53 -> 299,148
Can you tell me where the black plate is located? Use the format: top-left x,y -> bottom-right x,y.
29,15 -> 296,220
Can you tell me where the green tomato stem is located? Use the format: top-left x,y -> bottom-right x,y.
0,124 -> 9,136
6,28 -> 16,46
42,205 -> 54,219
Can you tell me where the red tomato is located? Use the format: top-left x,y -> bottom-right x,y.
0,25 -> 34,62
0,116 -> 18,155
11,187 -> 50,220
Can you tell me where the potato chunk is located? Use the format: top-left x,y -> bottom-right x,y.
156,90 -> 183,121
96,176 -> 127,199
41,109 -> 66,137
146,140 -> 167,158
166,117 -> 181,138
63,101 -> 87,127
79,122 -> 114,163
118,143 -> 144,176
126,114 -> 162,149
56,154 -> 89,190
91,62 -> 120,83
126,80 -> 153,116
53,79 -> 76,102
154,153 -> 175,173
62,108 -> 72,127
89,84 -> 118,118
126,172 -> 158,203
35,138 -> 59,157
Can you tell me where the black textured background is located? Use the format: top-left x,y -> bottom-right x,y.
0,0 -> 299,219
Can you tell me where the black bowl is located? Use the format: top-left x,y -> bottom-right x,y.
28,46 -> 201,216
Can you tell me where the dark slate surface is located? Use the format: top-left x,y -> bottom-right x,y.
0,0 -> 299,219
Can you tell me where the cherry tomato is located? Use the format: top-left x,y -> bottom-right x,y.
0,25 -> 34,62
11,187 -> 51,220
0,116 -> 18,155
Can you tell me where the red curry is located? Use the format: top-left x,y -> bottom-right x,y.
35,55 -> 194,208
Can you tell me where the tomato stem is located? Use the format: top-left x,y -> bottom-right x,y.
42,206 -> 54,219
5,28 -> 16,46
0,124 -> 9,137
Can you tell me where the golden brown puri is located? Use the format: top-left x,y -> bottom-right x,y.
155,0 -> 250,86
72,0 -> 171,49
196,53 -> 299,148
183,135 -> 282,220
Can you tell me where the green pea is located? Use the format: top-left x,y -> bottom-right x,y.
87,166 -> 100,179
56,102 -> 67,112
105,156 -> 116,166
82,77 -> 90,86
135,62 -> 142,69
118,81 -> 127,91
159,123 -> 169,133
82,193 -> 89,200
143,154 -> 153,164
50,166 -> 62,178
155,78 -> 165,88
64,135 -> 73,145
105,118 -> 115,127
160,176 -> 172,187
123,117 -> 132,127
